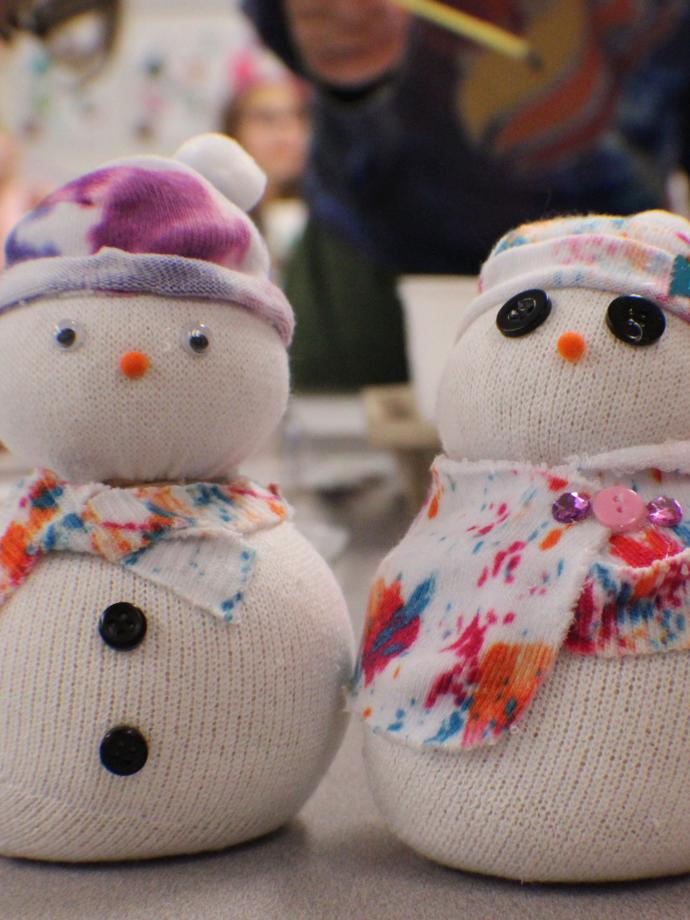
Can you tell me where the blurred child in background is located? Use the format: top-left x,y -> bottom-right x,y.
223,46 -> 311,281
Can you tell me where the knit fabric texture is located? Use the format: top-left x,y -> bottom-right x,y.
0,470 -> 289,622
0,294 -> 290,485
359,207 -> 690,881
456,210 -> 690,340
438,285 -> 690,466
364,648 -> 690,882
0,524 -> 354,862
352,456 -> 690,749
0,140 -> 294,345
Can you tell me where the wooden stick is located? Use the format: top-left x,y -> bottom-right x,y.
388,0 -> 540,68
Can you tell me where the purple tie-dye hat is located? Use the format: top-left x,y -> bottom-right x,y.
0,134 -> 294,345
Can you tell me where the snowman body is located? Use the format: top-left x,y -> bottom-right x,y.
364,648 -> 690,881
0,288 -> 353,861
0,525 -> 351,862
357,276 -> 690,882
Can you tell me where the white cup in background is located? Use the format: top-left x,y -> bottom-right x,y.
398,275 -> 478,424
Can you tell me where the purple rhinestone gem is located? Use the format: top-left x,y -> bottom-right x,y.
552,491 -> 591,524
647,495 -> 683,527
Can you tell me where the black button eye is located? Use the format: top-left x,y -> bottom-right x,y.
606,295 -> 665,347
496,289 -> 551,337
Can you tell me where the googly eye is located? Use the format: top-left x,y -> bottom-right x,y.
182,323 -> 212,356
496,289 -> 551,338
53,319 -> 86,351
606,295 -> 665,347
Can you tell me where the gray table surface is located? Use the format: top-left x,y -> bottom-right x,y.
1,461 -> 690,920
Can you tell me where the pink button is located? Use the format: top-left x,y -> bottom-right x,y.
591,486 -> 647,533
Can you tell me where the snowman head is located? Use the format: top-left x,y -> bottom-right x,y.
437,211 -> 690,466
0,134 -> 292,483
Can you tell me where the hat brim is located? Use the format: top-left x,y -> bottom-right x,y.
0,247 -> 294,346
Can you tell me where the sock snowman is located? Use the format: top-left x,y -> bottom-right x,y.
0,134 -> 353,862
353,210 -> 690,882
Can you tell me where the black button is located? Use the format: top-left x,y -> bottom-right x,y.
99,602 -> 147,651
496,289 -> 551,337
606,295 -> 665,347
100,726 -> 148,776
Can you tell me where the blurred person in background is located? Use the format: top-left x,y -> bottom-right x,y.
222,46 -> 312,280
244,0 -> 690,390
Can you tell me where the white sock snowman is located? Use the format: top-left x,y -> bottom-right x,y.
353,210 -> 690,882
0,134 -> 353,862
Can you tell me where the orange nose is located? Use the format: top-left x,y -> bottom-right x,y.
120,351 -> 150,378
557,331 -> 586,363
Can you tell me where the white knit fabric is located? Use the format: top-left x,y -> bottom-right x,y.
0,276 -> 354,861
361,278 -> 690,881
175,134 -> 267,213
0,294 -> 289,483
437,288 -> 690,464
0,524 -> 353,862
364,648 -> 690,882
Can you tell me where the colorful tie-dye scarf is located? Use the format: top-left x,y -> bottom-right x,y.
0,469 -> 290,622
352,455 -> 690,749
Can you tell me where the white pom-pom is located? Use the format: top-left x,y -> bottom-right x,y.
174,133 -> 267,212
